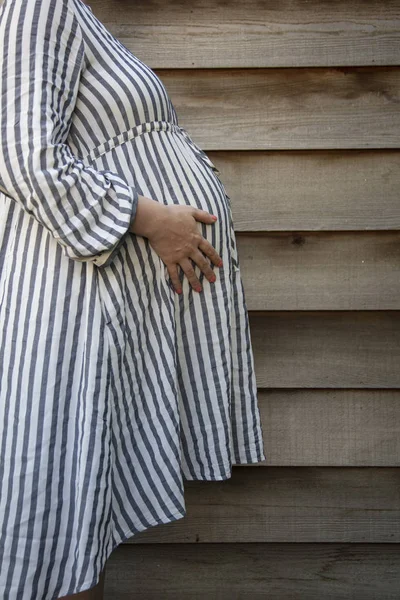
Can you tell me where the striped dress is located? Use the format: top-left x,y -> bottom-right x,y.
0,0 -> 266,597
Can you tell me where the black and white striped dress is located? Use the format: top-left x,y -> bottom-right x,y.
0,0 -> 266,596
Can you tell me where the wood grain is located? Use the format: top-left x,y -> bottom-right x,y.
106,543 -> 400,599
122,467 -> 400,543
153,68 -> 400,150
256,390 -> 400,466
208,150 -> 400,231
235,232 -> 400,310
93,0 -> 400,68
249,312 -> 400,388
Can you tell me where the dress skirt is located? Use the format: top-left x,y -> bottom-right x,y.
0,0 -> 266,597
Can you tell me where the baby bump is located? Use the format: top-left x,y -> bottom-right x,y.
92,130 -> 237,282
148,138 -> 235,284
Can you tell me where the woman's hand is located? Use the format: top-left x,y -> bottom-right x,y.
130,194 -> 223,293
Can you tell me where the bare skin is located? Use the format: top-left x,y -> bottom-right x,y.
130,194 -> 223,293
60,0 -> 221,573
66,10 -> 221,599
58,199 -> 221,598
77,0 -> 224,294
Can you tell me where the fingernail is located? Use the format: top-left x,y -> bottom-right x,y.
218,260 -> 223,267
212,215 -> 218,221
196,285 -> 202,292
176,288 -> 182,294
210,275 -> 216,283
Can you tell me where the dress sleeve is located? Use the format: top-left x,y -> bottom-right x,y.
0,0 -> 138,268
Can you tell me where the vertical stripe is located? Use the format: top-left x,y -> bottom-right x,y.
0,0 -> 266,597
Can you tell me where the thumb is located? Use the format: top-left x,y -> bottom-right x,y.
193,208 -> 218,224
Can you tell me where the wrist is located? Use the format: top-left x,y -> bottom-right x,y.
129,194 -> 166,238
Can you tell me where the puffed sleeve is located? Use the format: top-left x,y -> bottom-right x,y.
0,0 -> 138,267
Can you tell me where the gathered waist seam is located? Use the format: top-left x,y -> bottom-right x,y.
82,120 -> 183,164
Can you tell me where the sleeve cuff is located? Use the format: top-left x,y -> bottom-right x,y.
91,186 -> 139,267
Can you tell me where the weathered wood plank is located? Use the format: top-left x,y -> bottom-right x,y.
122,467 -> 400,543
106,543 -> 400,599
249,312 -> 400,388
94,0 -> 400,68
154,68 -> 400,149
256,390 -> 400,466
236,232 -> 400,310
210,150 -> 400,231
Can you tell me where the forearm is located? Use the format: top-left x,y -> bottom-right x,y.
129,194 -> 167,238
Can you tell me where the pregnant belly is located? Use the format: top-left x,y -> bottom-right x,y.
88,126 -> 234,275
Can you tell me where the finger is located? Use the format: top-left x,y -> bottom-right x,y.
198,238 -> 223,267
166,264 -> 182,294
190,250 -> 216,283
192,208 -> 218,224
179,258 -> 202,292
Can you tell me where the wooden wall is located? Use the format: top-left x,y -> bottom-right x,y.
95,1 -> 400,597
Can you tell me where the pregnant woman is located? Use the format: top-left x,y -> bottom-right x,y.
0,0 -> 266,597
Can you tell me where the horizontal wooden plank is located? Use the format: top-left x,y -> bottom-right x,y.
236,232 -> 400,310
106,543 -> 400,599
209,150 -> 400,231
249,312 -> 400,388
154,68 -> 400,150
95,0 -> 400,68
257,390 -> 400,466
123,467 -> 400,543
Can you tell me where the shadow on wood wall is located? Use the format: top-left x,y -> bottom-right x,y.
89,0 -> 400,597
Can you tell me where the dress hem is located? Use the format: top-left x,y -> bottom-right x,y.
55,506 -> 186,599
55,453 -> 266,598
